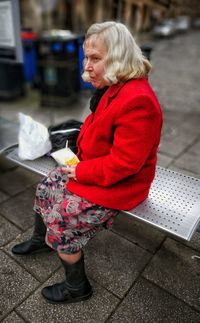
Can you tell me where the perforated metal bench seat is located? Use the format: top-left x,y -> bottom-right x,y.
5,146 -> 57,176
5,146 -> 200,241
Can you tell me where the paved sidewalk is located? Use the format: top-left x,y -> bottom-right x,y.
0,30 -> 200,322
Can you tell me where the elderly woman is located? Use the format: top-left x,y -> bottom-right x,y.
12,21 -> 162,304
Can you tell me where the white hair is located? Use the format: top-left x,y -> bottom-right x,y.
82,21 -> 152,84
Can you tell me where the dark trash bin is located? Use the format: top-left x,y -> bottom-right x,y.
21,31 -> 38,85
141,44 -> 153,61
0,60 -> 24,100
37,30 -> 80,107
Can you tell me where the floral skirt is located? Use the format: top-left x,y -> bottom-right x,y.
33,167 -> 118,254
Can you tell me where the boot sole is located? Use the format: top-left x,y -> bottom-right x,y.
42,291 -> 93,304
12,247 -> 53,256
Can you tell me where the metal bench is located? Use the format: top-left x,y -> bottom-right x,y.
4,145 -> 200,242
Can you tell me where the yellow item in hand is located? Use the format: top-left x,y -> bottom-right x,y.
64,156 -> 79,166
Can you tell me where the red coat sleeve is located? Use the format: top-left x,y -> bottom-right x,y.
76,96 -> 160,187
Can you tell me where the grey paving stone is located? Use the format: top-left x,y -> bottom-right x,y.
112,212 -> 165,253
16,269 -> 119,323
169,165 -> 200,179
53,92 -> 91,124
0,250 -> 39,321
159,139 -> 185,157
5,228 -> 61,282
150,33 -> 200,114
0,214 -> 21,246
159,131 -> 197,157
157,153 -> 173,168
161,119 -> 185,141
0,167 -> 41,196
187,139 -> 200,156
143,238 -> 200,311
0,89 -> 41,123
0,187 -> 35,230
85,230 -> 151,298
1,311 -> 26,323
182,231 -> 200,253
0,190 -> 9,203
0,155 -> 17,172
108,277 -> 200,323
173,151 -> 200,175
162,111 -> 189,129
181,115 -> 200,136
166,122 -> 197,142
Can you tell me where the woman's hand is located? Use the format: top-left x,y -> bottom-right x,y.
62,165 -> 77,181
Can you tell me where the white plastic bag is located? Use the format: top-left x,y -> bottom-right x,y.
18,113 -> 52,160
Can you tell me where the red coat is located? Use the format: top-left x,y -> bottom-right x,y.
67,78 -> 162,210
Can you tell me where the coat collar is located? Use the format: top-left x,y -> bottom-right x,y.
107,82 -> 125,98
77,82 -> 126,145
94,82 -> 127,116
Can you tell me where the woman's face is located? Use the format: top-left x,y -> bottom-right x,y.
84,37 -> 108,89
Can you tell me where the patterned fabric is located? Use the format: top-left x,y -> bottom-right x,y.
34,167 -> 118,254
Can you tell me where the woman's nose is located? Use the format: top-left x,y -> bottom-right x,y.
85,59 -> 93,71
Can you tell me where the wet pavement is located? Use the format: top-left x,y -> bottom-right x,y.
0,30 -> 200,322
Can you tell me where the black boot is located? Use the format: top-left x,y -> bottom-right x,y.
41,253 -> 92,304
12,213 -> 52,255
